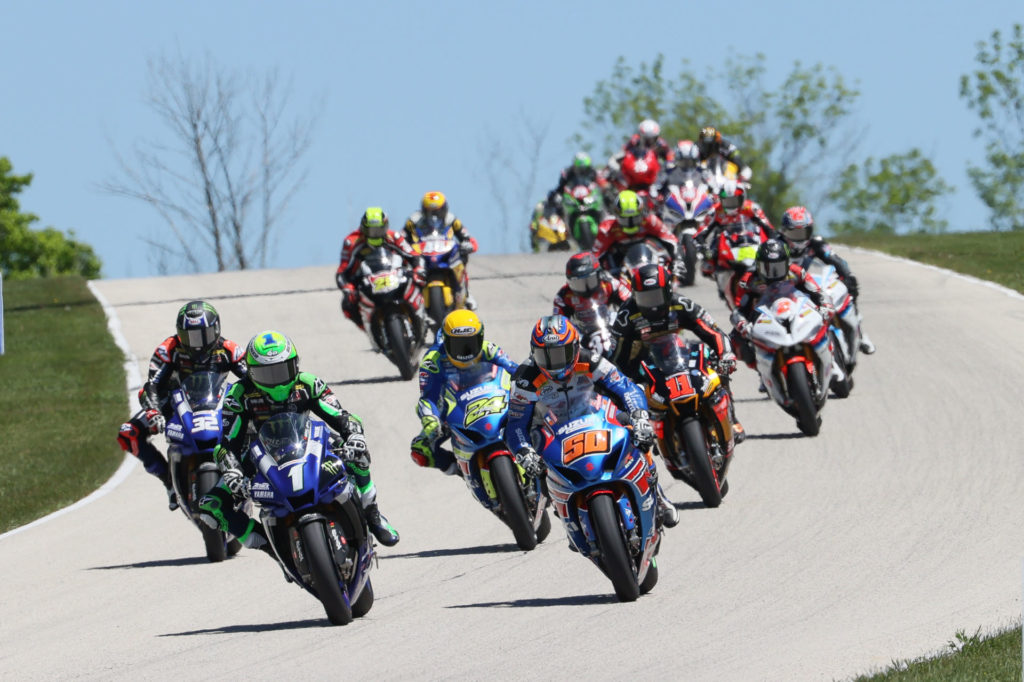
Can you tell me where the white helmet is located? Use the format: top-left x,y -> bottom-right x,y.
638,119 -> 660,145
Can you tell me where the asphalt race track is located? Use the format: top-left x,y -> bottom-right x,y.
2,250 -> 1022,680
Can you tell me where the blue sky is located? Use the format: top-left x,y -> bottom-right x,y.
3,1 -> 1020,279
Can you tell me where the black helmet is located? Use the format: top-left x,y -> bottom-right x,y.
565,252 -> 601,295
755,239 -> 790,283
175,300 -> 221,360
631,263 -> 672,318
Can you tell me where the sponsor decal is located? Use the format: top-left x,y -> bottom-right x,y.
451,325 -> 476,336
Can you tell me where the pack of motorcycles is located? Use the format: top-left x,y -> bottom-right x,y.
164,159 -> 867,622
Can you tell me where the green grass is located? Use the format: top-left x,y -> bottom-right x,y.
837,230 -> 1024,295
0,276 -> 127,533
855,626 -> 1021,681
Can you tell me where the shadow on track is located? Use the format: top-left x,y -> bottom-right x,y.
88,556 -> 212,570
744,432 -> 805,441
384,543 -> 519,559
671,501 -> 709,511
447,594 -> 617,608
329,375 -> 409,387
160,619 -> 326,636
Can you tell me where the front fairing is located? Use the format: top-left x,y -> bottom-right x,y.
165,371 -> 226,455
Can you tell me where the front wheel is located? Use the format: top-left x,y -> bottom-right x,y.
574,217 -> 597,250
299,521 -> 352,625
351,578 -> 374,618
678,417 -> 722,508
426,286 -> 449,330
829,329 -> 853,399
788,362 -> 821,436
589,493 -> 639,602
680,234 -> 697,287
490,455 -> 537,551
197,468 -> 228,562
385,313 -> 415,381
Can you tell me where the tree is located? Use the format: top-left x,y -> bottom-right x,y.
960,23 -> 1024,230
572,54 -> 862,222
0,157 -> 102,280
827,149 -> 955,235
105,53 -> 318,273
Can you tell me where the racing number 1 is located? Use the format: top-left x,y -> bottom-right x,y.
562,429 -> 611,465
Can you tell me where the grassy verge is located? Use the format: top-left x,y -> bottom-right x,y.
0,276 -> 126,534
839,229 -> 1022,680
855,627 -> 1021,681
837,230 -> 1024,295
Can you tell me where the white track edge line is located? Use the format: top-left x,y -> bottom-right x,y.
0,282 -> 140,541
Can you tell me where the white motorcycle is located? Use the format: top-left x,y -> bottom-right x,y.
745,280 -> 840,436
802,258 -> 860,398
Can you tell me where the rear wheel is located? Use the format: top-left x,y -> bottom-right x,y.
490,455 -> 537,551
351,578 -> 374,618
197,469 -> 227,562
789,362 -> 821,436
385,314 -> 415,381
680,234 -> 697,287
829,329 -> 852,399
590,493 -> 639,602
299,521 -> 352,625
678,417 -> 722,508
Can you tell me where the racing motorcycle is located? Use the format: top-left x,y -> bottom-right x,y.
562,182 -> 605,250
408,216 -> 469,331
354,245 -> 428,381
247,413 -> 377,625
705,219 -> 766,310
803,258 -> 859,398
165,371 -> 240,562
538,392 -> 662,602
529,201 -> 572,252
640,335 -> 735,507
600,238 -> 671,283
659,169 -> 715,287
444,363 -> 551,550
745,281 -> 838,436
570,296 -> 616,357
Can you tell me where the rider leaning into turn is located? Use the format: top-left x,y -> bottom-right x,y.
505,315 -> 680,529
116,300 -> 247,511
546,152 -> 601,207
403,191 -> 480,310
553,252 -> 632,319
592,190 -> 680,277
696,180 -> 776,277
409,310 -> 519,476
777,206 -> 875,355
198,330 -> 400,549
608,263 -> 745,443
336,207 -> 425,331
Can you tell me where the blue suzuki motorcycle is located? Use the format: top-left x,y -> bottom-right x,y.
538,392 -> 661,602
165,371 -> 240,562
444,363 -> 550,551
247,413 -> 375,625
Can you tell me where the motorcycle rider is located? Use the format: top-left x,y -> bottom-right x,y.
777,206 -> 875,354
696,126 -> 751,181
336,207 -> 425,331
116,300 -> 247,511
198,330 -> 400,548
609,263 -> 745,443
729,239 -> 834,371
697,180 -> 776,278
624,119 -> 674,164
546,152 -> 601,208
404,191 -> 480,310
506,315 -> 679,529
592,190 -> 680,279
409,309 -> 519,475
553,252 -> 631,354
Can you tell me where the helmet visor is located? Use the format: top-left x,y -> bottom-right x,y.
249,358 -> 299,388
179,327 -> 218,352
760,259 -> 789,282
364,223 -> 387,240
444,334 -> 483,365
532,343 -> 577,376
568,273 -> 600,294
619,215 -> 642,229
635,288 -> 667,310
783,225 -> 811,244
721,194 -> 742,211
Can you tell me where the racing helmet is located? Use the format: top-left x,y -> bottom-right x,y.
780,206 -> 815,255
638,119 -> 661,146
530,315 -> 581,382
175,300 -> 221,360
442,309 -> 485,369
755,239 -> 790,284
614,190 -> 645,233
360,207 -> 389,246
565,252 -> 602,295
421,191 -> 449,222
246,330 -> 299,402
631,263 -> 672,319
718,179 -> 745,215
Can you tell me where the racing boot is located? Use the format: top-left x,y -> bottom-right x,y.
160,471 -> 179,511
464,293 -> 478,311
364,503 -> 400,547
859,330 -> 876,355
656,485 -> 679,528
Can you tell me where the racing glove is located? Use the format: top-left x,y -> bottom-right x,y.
142,408 -> 165,435
420,414 -> 443,442
341,433 -> 370,468
630,409 -> 655,451
221,468 -> 250,501
717,351 -> 737,375
844,274 -> 859,300
515,446 -> 545,478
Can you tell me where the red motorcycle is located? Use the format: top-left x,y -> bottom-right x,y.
704,219 -> 770,311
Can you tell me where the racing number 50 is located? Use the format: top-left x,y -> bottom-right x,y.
562,429 -> 611,464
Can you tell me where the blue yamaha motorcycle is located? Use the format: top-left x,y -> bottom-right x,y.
247,413 -> 375,626
444,363 -> 551,550
165,371 -> 240,562
538,392 -> 661,602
